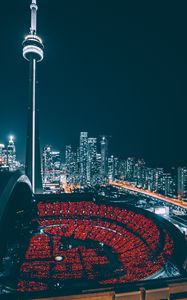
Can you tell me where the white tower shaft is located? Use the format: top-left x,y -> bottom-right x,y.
23,0 -> 44,194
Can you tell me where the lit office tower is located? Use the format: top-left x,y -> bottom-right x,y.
42,146 -> 61,184
133,159 -> 145,187
65,145 -> 79,184
118,159 -> 126,180
65,145 -> 72,183
153,168 -> 164,192
177,167 -> 187,199
144,167 -> 154,191
163,173 -> 174,197
96,153 -> 102,185
42,146 -> 52,184
43,145 -> 51,170
23,0 -> 44,193
79,132 -> 88,186
87,138 -> 97,186
0,144 -> 4,156
100,136 -> 108,184
7,136 -> 16,171
0,144 -> 5,167
125,157 -> 135,180
108,155 -> 115,181
51,150 -> 61,170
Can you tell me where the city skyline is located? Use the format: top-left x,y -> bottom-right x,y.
1,131 -> 187,170
1,1 -> 187,167
1,131 -> 184,199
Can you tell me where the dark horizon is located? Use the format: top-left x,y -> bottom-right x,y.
0,0 -> 187,168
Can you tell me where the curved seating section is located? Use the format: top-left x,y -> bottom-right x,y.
20,245 -> 109,282
25,234 -> 51,259
17,200 -> 174,292
17,281 -> 48,293
37,201 -> 172,254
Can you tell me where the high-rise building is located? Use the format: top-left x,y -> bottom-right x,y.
108,155 -> 115,181
0,138 -> 23,171
43,146 -> 52,175
23,0 -> 44,193
177,167 -> 187,199
117,159 -> 126,180
0,144 -> 6,169
100,136 -> 108,184
125,157 -> 135,181
65,145 -> 80,185
7,136 -> 16,171
70,151 -> 79,184
65,145 -> 72,184
113,157 -> 119,179
170,167 -> 177,196
42,146 -> 61,184
133,159 -> 145,187
144,167 -> 154,190
87,138 -> 97,186
95,153 -> 102,185
152,168 -> 164,192
163,173 -> 174,197
51,150 -> 61,170
76,147 -> 80,183
79,132 -> 88,186
65,145 -> 78,184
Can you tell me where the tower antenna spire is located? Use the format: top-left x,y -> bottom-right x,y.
30,0 -> 38,35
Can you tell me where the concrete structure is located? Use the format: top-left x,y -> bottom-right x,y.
0,170 -> 32,263
23,0 -> 44,193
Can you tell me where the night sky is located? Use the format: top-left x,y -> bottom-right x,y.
0,1 -> 187,167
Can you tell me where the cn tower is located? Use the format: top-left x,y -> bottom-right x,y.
22,0 -> 44,194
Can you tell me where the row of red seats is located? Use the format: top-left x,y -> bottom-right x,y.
43,217 -> 160,256
17,280 -> 48,292
25,234 -> 51,259
37,200 -> 162,252
19,244 -> 110,282
43,220 -> 167,282
37,201 -> 135,223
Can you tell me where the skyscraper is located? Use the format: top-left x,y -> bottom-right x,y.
42,146 -> 61,184
177,167 -> 187,199
125,157 -> 135,181
0,137 -> 22,171
65,145 -> 79,184
153,168 -> 164,192
117,159 -> 126,180
65,145 -> 72,183
163,173 -> 174,197
7,136 -> 16,171
0,144 -> 5,168
144,167 -> 154,191
79,132 -> 88,186
108,155 -> 115,181
22,0 -> 44,193
42,146 -> 52,184
87,138 -> 97,186
133,159 -> 145,187
100,136 -> 108,184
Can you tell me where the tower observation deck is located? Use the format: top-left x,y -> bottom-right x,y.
22,0 -> 44,194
